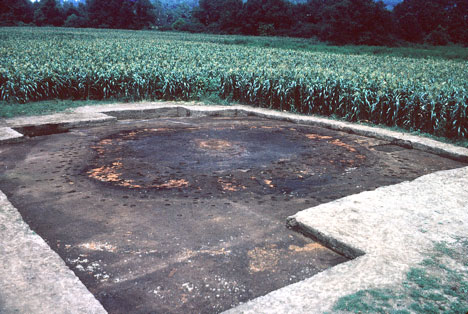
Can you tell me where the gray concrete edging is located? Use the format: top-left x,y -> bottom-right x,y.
225,166 -> 468,313
0,190 -> 107,314
79,102 -> 468,162
1,101 -> 467,313
3,102 -> 467,162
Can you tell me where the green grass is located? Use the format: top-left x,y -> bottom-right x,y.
0,99 -> 116,118
333,239 -> 468,313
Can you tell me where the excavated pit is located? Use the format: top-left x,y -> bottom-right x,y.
0,116 -> 465,313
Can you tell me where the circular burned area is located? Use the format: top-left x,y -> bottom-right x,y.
0,116 -> 465,314
87,125 -> 366,196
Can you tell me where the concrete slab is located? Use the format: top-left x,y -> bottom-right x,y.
0,127 -> 23,144
226,166 -> 468,313
0,190 -> 106,314
6,112 -> 116,136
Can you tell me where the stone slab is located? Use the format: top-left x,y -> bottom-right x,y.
0,127 -> 23,143
6,112 -> 116,130
225,166 -> 468,313
0,190 -> 106,314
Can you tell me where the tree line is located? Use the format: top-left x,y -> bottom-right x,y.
1,0 -> 467,46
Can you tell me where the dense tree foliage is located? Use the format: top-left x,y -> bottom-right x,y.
192,0 -> 243,33
34,0 -> 64,26
86,0 -> 154,29
394,0 -> 468,45
1,0 -> 467,46
288,0 -> 395,45
0,0 -> 34,25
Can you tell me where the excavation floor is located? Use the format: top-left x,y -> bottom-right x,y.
0,116 -> 465,313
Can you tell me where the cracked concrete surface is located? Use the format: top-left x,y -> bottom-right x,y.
0,190 -> 106,314
0,102 -> 467,313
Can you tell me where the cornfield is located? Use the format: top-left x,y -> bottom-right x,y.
1,27 -> 467,139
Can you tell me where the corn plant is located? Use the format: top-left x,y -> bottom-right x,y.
1,27 -> 467,139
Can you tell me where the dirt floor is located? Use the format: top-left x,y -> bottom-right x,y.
0,116 -> 465,313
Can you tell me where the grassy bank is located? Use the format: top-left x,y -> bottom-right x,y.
333,239 -> 468,313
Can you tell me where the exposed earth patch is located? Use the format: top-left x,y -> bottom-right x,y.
0,116 -> 465,313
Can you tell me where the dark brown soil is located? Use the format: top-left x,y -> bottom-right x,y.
0,116 -> 464,313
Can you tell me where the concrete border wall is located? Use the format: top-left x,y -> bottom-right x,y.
1,102 -> 467,314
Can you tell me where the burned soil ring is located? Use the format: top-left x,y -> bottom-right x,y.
0,116 -> 465,313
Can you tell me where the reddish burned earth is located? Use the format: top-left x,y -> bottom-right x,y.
0,116 -> 466,313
